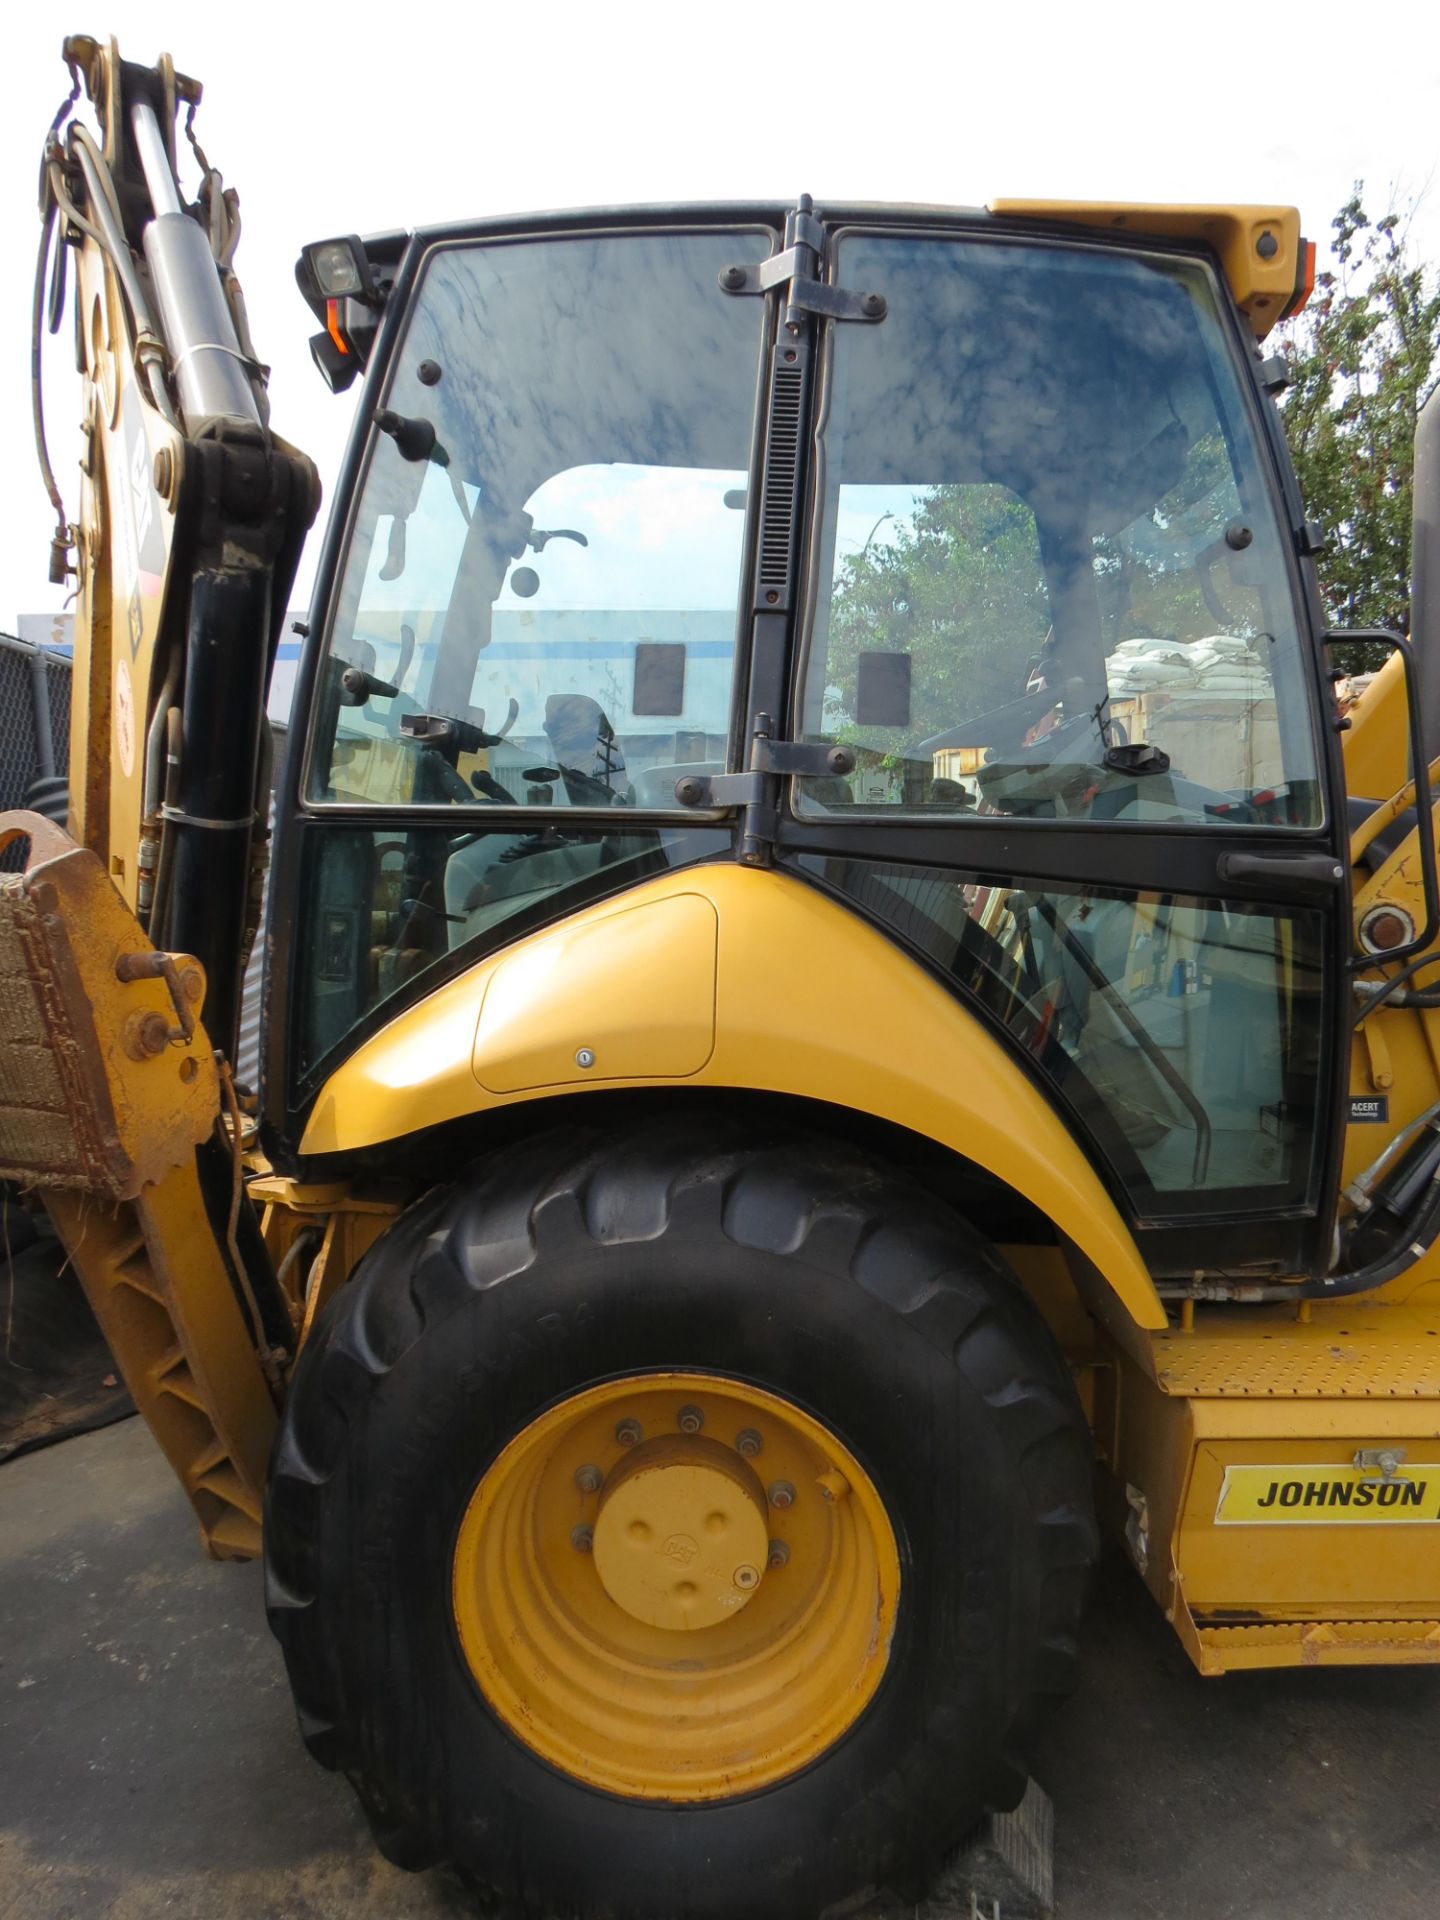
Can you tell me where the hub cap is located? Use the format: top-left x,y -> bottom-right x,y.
591,1433 -> 771,1630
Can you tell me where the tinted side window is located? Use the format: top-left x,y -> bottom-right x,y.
799,855 -> 1326,1220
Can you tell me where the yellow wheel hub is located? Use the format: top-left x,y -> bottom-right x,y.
591,1433 -> 770,1630
451,1372 -> 900,1801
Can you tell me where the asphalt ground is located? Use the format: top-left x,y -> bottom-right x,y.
1,1418 -> 1436,1920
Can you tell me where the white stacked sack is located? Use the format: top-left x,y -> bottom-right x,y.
1106,634 -> 1273,699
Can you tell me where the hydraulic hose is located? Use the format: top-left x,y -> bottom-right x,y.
1308,1131 -> 1440,1299
31,192 -> 72,582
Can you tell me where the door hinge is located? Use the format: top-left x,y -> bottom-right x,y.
674,718 -> 855,864
720,195 -> 887,325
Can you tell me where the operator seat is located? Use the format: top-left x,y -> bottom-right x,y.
543,694 -> 631,807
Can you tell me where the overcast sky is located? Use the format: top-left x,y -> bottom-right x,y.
4,0 -> 1438,634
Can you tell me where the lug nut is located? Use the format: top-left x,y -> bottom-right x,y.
574,1463 -> 603,1495
733,1563 -> 760,1590
615,1419 -> 643,1448
767,1480 -> 796,1511
570,1525 -> 593,1553
677,1405 -> 705,1434
767,1539 -> 790,1570
736,1428 -> 763,1459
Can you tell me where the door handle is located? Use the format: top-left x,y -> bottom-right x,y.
1215,850 -> 1346,898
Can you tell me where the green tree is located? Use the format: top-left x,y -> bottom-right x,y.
1277,189 -> 1440,640
826,486 -> 1050,750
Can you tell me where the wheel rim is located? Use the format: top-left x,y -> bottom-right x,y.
451,1371 -> 901,1801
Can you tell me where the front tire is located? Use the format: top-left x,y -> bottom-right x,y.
266,1120 -> 1095,1918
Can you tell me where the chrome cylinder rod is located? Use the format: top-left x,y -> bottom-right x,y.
131,101 -> 260,434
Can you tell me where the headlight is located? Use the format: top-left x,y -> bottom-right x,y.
300,235 -> 375,303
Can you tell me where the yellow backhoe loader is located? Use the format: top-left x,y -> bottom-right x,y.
8,32 -> 1440,1919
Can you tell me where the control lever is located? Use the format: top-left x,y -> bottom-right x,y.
340,666 -> 400,707
399,697 -> 520,756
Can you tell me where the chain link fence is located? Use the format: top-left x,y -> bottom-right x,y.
0,634 -> 72,870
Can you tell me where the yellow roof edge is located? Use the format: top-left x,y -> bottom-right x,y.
987,199 -> 1309,339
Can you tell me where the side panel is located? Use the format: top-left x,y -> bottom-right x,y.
300,864 -> 1165,1331
1104,1303 -> 1440,1673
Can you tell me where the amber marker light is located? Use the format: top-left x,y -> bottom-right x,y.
325,299 -> 350,357
1281,238 -> 1318,322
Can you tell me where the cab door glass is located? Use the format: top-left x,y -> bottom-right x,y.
800,856 -> 1326,1218
308,230 -> 771,811
797,235 -> 1322,828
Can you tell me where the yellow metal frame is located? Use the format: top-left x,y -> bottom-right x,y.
44,1162 -> 276,1558
451,1371 -> 900,1799
1341,650 -> 1409,803
248,1175 -> 403,1345
302,864 -> 1164,1335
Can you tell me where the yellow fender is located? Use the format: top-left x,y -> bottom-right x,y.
302,864 -> 1164,1332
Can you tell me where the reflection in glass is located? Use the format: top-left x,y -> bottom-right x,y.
309,231 -> 770,811
799,237 -> 1321,829
800,856 -> 1325,1216
296,823 -> 727,1086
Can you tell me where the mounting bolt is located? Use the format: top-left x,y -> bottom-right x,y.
152,447 -> 175,499
720,264 -> 748,291
570,1525 -> 593,1553
767,1480 -> 796,1511
575,1047 -> 596,1070
733,1563 -> 760,1590
574,1463 -> 603,1495
736,1428 -> 763,1459
615,1418 -> 643,1448
860,291 -> 887,318
417,358 -> 442,386
677,1405 -> 705,1434
767,1538 -> 790,1570
122,1009 -> 171,1061
817,1470 -> 850,1504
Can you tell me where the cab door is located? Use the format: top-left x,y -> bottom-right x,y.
776,222 -> 1347,1279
